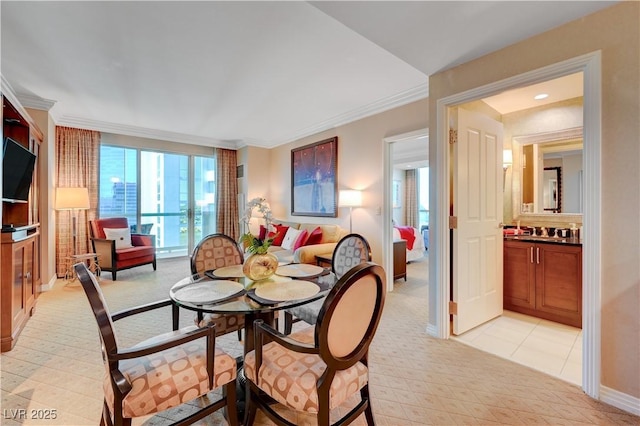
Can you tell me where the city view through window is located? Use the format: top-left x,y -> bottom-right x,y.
99,145 -> 216,257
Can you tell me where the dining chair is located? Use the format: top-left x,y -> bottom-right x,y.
283,233 -> 372,334
189,233 -> 245,339
244,262 -> 386,426
73,263 -> 238,426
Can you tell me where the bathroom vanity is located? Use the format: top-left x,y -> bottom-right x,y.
503,236 -> 582,328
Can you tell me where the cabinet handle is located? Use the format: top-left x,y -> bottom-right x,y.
530,247 -> 534,264
536,247 -> 540,264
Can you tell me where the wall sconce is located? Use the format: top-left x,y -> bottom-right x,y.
339,189 -> 362,233
503,149 -> 513,171
55,187 -> 90,255
502,149 -> 513,190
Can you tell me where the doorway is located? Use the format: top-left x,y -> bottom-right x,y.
431,52 -> 602,398
383,129 -> 428,291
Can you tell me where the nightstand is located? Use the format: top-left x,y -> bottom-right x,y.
393,240 -> 407,281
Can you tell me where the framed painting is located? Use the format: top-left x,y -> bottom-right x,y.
291,137 -> 338,217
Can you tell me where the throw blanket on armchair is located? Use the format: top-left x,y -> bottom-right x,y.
394,225 -> 416,250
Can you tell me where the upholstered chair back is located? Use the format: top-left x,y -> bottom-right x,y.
316,262 -> 385,369
331,233 -> 372,278
89,217 -> 129,239
191,234 -> 244,278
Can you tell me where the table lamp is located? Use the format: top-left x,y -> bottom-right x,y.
339,189 -> 362,233
55,187 -> 90,255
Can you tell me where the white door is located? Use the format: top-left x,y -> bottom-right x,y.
452,108 -> 504,335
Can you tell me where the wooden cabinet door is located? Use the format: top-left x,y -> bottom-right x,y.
503,240 -> 536,311
535,243 -> 582,328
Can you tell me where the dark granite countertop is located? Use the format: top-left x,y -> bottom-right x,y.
504,235 -> 582,246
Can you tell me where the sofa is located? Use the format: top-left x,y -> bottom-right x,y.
248,219 -> 348,264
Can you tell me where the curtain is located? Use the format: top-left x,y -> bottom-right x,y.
215,148 -> 239,240
404,169 -> 418,228
55,126 -> 100,277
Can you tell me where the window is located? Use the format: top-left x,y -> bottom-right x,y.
99,145 -> 216,258
418,167 -> 429,230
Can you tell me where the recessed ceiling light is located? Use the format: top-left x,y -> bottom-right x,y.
406,165 -> 413,169
534,93 -> 549,100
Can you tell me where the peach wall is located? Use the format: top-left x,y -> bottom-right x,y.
429,2 -> 639,400
260,98 -> 429,265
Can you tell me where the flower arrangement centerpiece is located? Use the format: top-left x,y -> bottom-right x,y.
240,197 -> 279,280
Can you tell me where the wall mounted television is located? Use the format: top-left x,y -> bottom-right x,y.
2,137 -> 36,202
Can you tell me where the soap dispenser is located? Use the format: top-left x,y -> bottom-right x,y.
570,223 -> 578,240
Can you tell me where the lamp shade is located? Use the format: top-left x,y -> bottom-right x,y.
503,149 -> 513,167
339,190 -> 362,207
55,187 -> 90,210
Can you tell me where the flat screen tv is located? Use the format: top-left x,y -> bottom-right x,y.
2,137 -> 36,202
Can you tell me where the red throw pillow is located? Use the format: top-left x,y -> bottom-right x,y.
293,229 -> 308,251
258,225 -> 267,240
304,226 -> 323,246
268,224 -> 289,246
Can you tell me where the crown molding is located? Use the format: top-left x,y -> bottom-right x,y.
16,92 -> 57,111
54,115 -> 238,149
267,82 -> 429,147
1,75 -> 45,131
4,76 -> 428,150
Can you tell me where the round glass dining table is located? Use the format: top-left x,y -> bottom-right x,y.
169,267 -> 335,355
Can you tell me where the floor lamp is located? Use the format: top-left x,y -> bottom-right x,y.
55,187 -> 90,256
339,189 -> 362,233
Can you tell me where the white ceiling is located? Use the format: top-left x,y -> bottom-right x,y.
1,1 -> 614,150
393,72 -> 584,170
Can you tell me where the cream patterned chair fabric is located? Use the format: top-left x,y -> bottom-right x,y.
191,233 -> 244,274
284,233 -> 371,333
74,263 -> 238,426
190,234 -> 245,337
244,262 -> 386,426
103,333 -> 236,418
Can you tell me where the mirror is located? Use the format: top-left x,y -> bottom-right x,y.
542,166 -> 561,212
513,127 -> 583,218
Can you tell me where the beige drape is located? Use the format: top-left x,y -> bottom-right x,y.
55,127 -> 100,277
215,148 -> 239,240
404,169 -> 418,228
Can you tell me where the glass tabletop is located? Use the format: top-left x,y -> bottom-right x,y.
170,270 -> 335,315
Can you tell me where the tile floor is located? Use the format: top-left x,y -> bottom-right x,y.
1,256 -> 637,425
451,311 -> 582,386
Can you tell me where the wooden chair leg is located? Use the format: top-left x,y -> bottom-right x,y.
361,386 -> 375,425
244,385 -> 258,426
224,380 -> 239,426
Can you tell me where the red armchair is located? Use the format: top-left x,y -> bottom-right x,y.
89,217 -> 156,280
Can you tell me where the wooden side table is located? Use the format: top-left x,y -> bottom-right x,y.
66,253 -> 101,281
315,253 -> 333,268
393,240 -> 407,281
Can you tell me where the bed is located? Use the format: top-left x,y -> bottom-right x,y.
393,225 -> 426,262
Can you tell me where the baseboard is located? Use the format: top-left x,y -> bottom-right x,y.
40,274 -> 57,292
426,322 -> 438,337
600,385 -> 640,416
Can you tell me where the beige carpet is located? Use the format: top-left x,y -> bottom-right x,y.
1,256 -> 637,425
